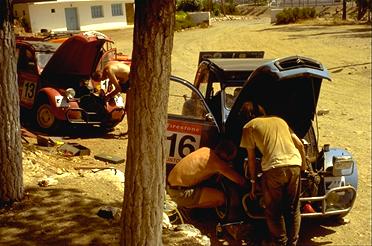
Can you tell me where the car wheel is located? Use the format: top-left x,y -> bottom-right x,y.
35,101 -> 60,132
215,177 -> 246,223
215,179 -> 230,222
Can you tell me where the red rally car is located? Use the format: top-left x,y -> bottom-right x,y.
16,31 -> 130,132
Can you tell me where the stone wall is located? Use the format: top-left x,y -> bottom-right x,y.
187,12 -> 211,26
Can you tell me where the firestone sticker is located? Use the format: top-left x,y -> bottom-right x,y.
166,120 -> 202,164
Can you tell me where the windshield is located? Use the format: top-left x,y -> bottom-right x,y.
224,86 -> 242,110
35,51 -> 55,73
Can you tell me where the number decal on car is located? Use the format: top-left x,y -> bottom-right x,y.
114,95 -> 125,107
55,96 -> 69,107
100,79 -> 109,91
166,120 -> 202,164
21,80 -> 37,104
324,176 -> 346,193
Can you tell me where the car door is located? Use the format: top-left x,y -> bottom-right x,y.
166,76 -> 220,166
17,45 -> 40,109
192,62 -> 226,127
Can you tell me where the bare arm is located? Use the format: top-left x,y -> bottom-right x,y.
247,148 -> 258,199
217,161 -> 246,187
291,133 -> 307,171
105,68 -> 121,100
247,148 -> 257,180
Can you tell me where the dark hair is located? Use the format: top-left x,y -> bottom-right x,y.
215,139 -> 236,157
240,101 -> 266,123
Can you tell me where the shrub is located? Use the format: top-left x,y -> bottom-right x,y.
308,7 -> 316,18
212,4 -> 221,16
225,0 -> 238,15
176,0 -> 202,12
276,7 -> 317,24
175,11 -> 196,31
292,7 -> 300,20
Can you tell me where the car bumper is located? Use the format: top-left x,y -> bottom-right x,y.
242,185 -> 357,219
65,107 -> 125,127
300,185 -> 357,218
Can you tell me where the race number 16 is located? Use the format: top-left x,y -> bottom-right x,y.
166,132 -> 200,164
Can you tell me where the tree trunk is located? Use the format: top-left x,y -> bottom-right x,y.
0,0 -> 24,205
357,0 -> 369,20
342,0 -> 347,20
221,0 -> 226,15
120,1 -> 175,245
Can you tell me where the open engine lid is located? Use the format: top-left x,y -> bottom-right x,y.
225,56 -> 331,142
41,31 -> 112,84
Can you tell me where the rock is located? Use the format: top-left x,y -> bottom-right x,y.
163,223 -> 211,246
37,177 -> 58,187
56,168 -> 64,175
317,109 -> 330,116
97,206 -> 122,222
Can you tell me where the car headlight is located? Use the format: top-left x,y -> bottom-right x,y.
65,88 -> 76,100
333,155 -> 354,176
325,188 -> 355,211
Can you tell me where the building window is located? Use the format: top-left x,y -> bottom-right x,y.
91,5 -> 104,18
111,3 -> 123,16
51,9 -> 55,13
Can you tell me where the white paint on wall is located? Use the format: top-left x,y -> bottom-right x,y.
14,1 -> 133,33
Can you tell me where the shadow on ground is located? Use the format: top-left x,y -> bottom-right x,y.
0,186 -> 122,245
185,207 -> 347,245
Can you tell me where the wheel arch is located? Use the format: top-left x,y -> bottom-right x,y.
36,88 -> 66,120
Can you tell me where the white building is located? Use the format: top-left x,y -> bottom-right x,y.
13,0 -> 134,33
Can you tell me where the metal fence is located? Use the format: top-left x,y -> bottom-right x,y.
272,0 -> 342,7
234,0 -> 342,7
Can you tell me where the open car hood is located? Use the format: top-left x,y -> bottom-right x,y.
225,56 -> 331,142
41,31 -> 112,85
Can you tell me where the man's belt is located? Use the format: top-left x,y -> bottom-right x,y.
166,184 -> 194,190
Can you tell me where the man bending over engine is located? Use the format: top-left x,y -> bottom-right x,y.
93,61 -> 130,101
166,139 -> 247,209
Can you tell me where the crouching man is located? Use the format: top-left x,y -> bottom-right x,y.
166,140 -> 247,209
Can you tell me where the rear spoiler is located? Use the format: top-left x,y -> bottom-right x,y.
198,51 -> 265,64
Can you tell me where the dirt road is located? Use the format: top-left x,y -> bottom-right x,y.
1,17 -> 370,245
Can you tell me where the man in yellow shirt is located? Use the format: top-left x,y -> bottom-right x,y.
240,101 -> 306,246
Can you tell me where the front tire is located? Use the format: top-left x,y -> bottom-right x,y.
35,100 -> 60,132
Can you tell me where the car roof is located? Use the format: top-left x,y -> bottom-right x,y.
17,40 -> 61,52
207,58 -> 272,72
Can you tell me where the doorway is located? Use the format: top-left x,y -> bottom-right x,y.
65,7 -> 80,31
